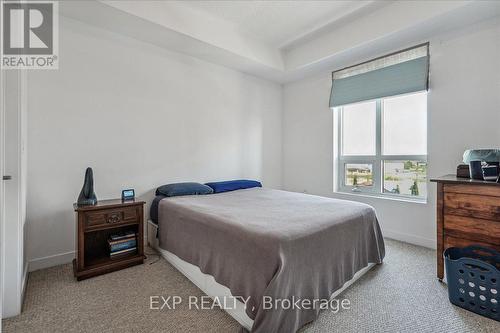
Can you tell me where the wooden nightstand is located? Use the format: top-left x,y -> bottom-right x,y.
73,199 -> 145,280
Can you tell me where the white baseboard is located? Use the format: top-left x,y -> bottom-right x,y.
383,229 -> 435,249
28,250 -> 75,272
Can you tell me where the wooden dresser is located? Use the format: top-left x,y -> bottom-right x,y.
431,175 -> 500,281
73,199 -> 145,280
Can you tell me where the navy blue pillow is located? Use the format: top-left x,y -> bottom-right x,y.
155,182 -> 213,197
205,180 -> 262,193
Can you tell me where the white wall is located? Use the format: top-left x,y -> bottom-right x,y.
283,18 -> 500,248
26,17 -> 282,270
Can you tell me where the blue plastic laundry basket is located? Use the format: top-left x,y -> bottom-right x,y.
444,246 -> 499,321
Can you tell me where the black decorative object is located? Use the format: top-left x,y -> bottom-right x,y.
77,167 -> 97,206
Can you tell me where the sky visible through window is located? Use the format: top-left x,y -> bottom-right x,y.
342,101 -> 376,155
383,92 -> 427,155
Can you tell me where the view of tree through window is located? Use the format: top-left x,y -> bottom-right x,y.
345,164 -> 373,187
383,161 -> 427,198
338,92 -> 427,200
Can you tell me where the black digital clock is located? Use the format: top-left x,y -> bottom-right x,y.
121,189 -> 135,201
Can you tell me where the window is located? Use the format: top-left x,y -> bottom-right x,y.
330,44 -> 429,201
336,91 -> 427,200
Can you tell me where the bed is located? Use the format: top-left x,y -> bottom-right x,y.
148,187 -> 385,333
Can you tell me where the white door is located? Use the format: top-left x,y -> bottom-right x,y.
0,56 -> 5,331
1,69 -> 27,319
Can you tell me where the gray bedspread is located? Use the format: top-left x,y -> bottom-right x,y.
158,188 -> 385,333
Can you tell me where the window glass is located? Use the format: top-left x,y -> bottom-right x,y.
382,92 -> 427,155
338,92 -> 428,200
345,164 -> 373,187
342,101 -> 376,156
383,161 -> 427,198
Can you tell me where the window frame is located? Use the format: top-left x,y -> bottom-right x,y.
336,95 -> 427,201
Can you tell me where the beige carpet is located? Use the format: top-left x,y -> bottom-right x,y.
3,240 -> 500,333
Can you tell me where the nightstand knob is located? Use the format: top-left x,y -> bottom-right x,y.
107,213 -> 121,223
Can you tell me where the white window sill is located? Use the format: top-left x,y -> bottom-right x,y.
334,190 -> 428,204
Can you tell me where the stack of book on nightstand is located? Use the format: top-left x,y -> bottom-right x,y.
108,231 -> 137,257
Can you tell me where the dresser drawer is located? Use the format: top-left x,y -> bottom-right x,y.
444,235 -> 500,253
83,206 -> 140,229
444,184 -> 500,197
444,215 -> 500,245
444,192 -> 500,221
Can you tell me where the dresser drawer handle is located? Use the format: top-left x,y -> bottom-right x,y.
107,213 -> 121,224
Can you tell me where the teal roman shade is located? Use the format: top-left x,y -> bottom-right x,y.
329,44 -> 429,107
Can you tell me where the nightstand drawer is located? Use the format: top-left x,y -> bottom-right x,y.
84,206 -> 140,229
444,192 -> 500,221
